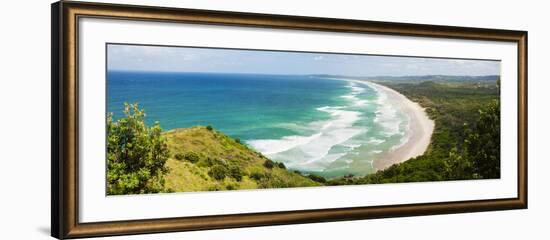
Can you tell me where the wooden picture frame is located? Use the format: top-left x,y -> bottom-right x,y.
51,1 -> 527,239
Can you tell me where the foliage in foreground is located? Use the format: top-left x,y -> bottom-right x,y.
447,99 -> 500,179
107,103 -> 170,195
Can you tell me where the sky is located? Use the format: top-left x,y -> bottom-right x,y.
107,44 -> 500,76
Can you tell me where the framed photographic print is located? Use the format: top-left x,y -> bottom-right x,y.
51,1 -> 527,239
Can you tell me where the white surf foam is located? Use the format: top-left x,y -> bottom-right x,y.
341,82 -> 370,107
247,103 -> 365,170
366,82 -> 406,137
367,138 -> 386,145
248,132 -> 322,155
247,79 -> 412,173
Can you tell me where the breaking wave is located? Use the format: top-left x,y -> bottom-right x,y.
247,80 -> 408,174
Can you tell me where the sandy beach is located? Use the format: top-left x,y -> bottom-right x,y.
332,78 -> 435,170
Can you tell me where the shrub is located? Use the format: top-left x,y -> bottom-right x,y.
174,153 -> 184,161
202,157 -> 225,167
183,152 -> 200,163
277,162 -> 286,169
250,172 -> 265,181
344,174 -> 355,179
235,138 -> 241,144
201,157 -> 214,167
106,103 -> 170,195
229,165 -> 244,181
208,165 -> 228,180
307,174 -> 327,183
206,125 -> 213,131
263,159 -> 275,169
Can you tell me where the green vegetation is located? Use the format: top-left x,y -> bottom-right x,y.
307,174 -> 327,184
180,151 -> 200,163
458,99 -> 500,179
106,103 -> 170,195
328,80 -> 500,185
263,159 -> 275,169
107,104 -> 319,194
162,126 -> 320,192
107,80 -> 500,194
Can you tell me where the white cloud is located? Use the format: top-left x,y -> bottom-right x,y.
107,44 -> 500,76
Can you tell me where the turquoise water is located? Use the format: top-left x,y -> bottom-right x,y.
107,71 -> 409,177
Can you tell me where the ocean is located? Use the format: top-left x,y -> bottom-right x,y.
107,71 -> 409,178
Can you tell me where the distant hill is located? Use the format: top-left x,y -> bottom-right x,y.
311,74 -> 500,83
163,126 -> 321,192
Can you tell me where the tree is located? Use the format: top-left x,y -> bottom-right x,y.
107,103 -> 170,195
444,100 -> 500,180
444,147 -> 474,180
464,100 -> 500,179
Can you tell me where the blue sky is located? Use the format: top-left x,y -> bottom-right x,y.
107,44 -> 500,76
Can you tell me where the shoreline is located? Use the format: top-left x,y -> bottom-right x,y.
165,77 -> 435,174
330,78 -> 435,171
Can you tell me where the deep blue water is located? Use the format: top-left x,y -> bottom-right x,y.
108,71 -> 349,140
107,71 -> 408,177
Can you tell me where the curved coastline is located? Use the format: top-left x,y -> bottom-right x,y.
330,78 -> 435,170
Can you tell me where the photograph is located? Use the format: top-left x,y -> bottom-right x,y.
46,1 -> 528,238
106,44 -> 501,195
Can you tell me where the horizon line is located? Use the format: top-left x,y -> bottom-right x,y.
106,69 -> 500,78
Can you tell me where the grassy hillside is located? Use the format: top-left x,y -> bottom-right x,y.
162,126 -> 321,192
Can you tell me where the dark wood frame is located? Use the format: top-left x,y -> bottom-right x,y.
51,1 -> 528,239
